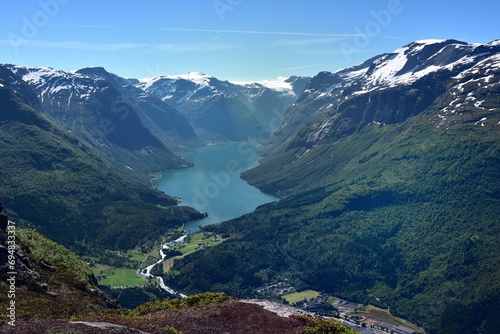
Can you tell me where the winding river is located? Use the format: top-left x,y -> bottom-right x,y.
138,235 -> 187,297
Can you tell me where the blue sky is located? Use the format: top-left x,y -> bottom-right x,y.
1,0 -> 499,81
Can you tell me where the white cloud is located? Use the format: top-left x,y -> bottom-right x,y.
155,37 -> 236,52
49,24 -> 127,29
300,49 -> 366,55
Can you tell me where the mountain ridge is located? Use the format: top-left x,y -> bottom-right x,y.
76,66 -> 200,152
1,64 -> 191,181
137,73 -> 310,141
261,38 -> 499,156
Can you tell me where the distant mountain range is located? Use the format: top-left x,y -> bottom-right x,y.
136,73 -> 310,141
164,39 -> 500,334
76,66 -> 199,152
0,61 -> 350,333
2,64 -> 191,180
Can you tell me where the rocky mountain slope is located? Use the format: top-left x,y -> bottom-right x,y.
264,39 -> 500,155
251,39 -> 500,194
0,205 -> 113,324
76,67 -> 199,152
137,73 -> 310,141
1,64 -> 191,180
163,39 -> 500,334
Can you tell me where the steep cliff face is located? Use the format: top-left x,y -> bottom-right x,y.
0,203 -> 113,325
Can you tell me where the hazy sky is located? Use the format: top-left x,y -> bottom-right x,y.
1,0 -> 499,81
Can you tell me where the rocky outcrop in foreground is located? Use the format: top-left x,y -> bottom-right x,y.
0,202 -> 42,287
1,295 -> 356,334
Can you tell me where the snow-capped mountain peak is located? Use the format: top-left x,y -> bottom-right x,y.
7,65 -> 91,86
412,38 -> 447,45
175,72 -> 212,86
135,72 -> 311,106
360,39 -> 470,89
3,64 -> 104,105
283,39 -> 500,148
137,72 -> 212,91
312,39 -> 499,101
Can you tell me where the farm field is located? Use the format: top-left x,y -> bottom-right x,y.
282,290 -> 321,303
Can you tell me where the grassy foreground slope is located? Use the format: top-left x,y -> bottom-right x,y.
0,227 -> 111,322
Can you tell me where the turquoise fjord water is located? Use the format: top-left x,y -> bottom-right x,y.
155,143 -> 279,233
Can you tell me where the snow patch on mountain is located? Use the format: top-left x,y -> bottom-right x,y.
412,39 -> 447,49
454,54 -> 500,80
485,40 -> 500,47
366,49 -> 409,87
338,67 -> 368,80
306,119 -> 333,144
475,117 -> 487,126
